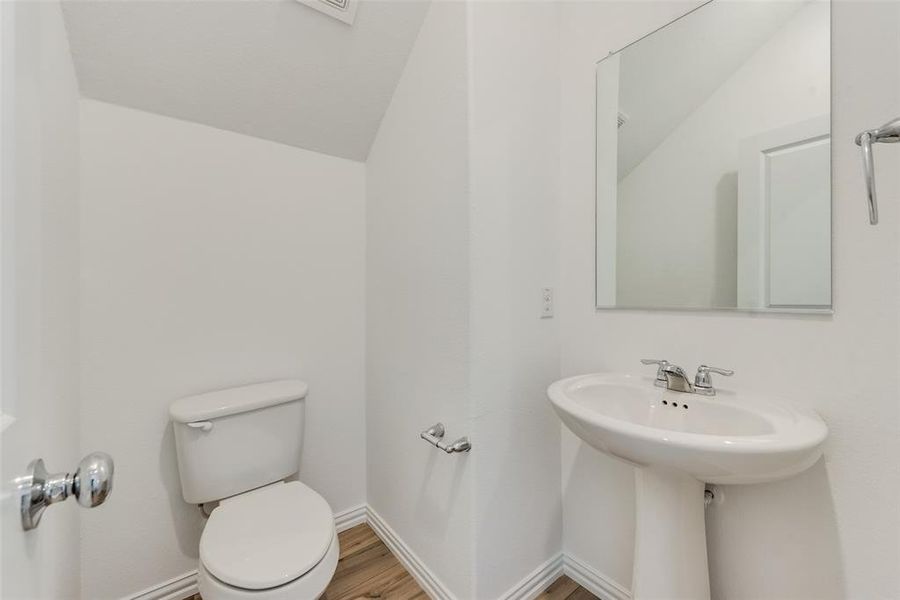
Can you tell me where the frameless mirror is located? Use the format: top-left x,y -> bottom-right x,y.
596,0 -> 831,312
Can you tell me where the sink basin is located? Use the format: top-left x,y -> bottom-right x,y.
548,373 -> 827,599
549,373 -> 827,484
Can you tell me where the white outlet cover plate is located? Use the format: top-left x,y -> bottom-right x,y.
295,0 -> 359,25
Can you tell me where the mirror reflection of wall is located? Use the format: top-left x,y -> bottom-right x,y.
596,0 -> 831,312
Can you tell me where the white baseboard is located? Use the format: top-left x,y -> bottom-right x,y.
126,570 -> 198,600
498,554 -> 564,600
563,553 -> 631,600
365,506 -> 457,600
334,503 -> 367,532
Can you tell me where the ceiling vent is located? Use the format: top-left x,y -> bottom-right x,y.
296,0 -> 358,25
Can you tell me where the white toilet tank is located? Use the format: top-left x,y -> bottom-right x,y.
170,380 -> 308,504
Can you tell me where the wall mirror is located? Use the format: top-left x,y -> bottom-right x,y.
595,0 -> 831,312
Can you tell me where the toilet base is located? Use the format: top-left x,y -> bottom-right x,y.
198,528 -> 339,600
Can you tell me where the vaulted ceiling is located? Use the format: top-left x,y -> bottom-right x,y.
62,0 -> 430,161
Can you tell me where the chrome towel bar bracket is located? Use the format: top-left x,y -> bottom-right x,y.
420,423 -> 471,453
855,117 -> 900,225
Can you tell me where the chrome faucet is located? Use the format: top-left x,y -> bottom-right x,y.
641,359 -> 692,392
641,359 -> 733,396
661,363 -> 695,393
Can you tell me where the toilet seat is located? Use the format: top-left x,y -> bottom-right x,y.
198,534 -> 339,600
200,481 -> 336,593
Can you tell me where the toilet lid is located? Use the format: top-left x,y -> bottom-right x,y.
200,481 -> 335,590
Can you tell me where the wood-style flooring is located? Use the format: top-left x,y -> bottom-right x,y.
534,575 -> 599,600
188,523 -> 598,600
323,523 -> 426,599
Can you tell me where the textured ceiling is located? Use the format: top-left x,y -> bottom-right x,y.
62,0 -> 430,160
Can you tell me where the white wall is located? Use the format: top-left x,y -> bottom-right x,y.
366,2 -> 475,597
466,2 -> 563,597
78,99 -> 366,599
614,2 -> 830,308
560,1 -> 900,598
368,3 -> 567,596
0,1 -> 82,598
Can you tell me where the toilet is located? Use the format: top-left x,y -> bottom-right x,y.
170,380 -> 338,600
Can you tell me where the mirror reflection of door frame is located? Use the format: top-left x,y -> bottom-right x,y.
737,115 -> 832,312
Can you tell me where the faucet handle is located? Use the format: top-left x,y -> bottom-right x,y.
694,365 -> 734,391
641,359 -> 670,383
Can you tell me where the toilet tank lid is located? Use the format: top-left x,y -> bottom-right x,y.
170,380 -> 308,423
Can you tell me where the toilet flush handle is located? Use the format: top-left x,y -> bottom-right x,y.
187,421 -> 213,432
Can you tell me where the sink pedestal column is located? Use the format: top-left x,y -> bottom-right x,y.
632,467 -> 710,600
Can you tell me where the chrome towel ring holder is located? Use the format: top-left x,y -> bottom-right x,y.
855,117 -> 900,225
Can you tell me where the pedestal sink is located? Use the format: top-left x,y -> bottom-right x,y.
547,373 -> 827,600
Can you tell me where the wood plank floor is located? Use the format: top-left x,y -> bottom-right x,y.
534,575 -> 599,600
189,523 -> 598,600
322,523 -> 426,600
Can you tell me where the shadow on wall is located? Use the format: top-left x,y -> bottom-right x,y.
413,447 -> 468,538
706,457 -> 845,599
563,440 -> 844,597
475,409 -> 564,588
712,171 -> 738,308
159,422 -> 203,559
563,436 -> 636,590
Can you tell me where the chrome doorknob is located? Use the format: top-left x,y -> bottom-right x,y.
19,452 -> 114,530
72,452 -> 114,508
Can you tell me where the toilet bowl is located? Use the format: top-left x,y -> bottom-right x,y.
197,482 -> 338,600
169,381 -> 339,600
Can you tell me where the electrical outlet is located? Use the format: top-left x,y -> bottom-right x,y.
541,287 -> 554,318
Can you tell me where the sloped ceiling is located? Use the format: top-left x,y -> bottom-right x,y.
62,0 -> 430,161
